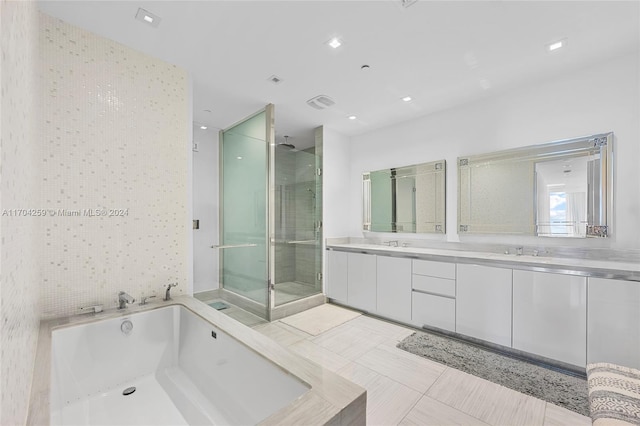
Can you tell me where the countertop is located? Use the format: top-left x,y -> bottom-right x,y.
26,296 -> 366,426
327,242 -> 640,281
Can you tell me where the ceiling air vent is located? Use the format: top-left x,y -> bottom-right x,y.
268,75 -> 283,84
306,95 -> 335,110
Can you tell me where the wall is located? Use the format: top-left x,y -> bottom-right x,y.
192,126 -> 219,293
322,127 -> 351,285
0,1 -> 41,424
39,14 -> 190,318
347,52 -> 640,250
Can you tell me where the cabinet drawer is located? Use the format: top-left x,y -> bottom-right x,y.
412,274 -> 455,297
412,259 -> 456,279
412,292 -> 455,332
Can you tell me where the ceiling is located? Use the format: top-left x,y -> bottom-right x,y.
38,1 -> 639,148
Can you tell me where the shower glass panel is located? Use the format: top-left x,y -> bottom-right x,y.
219,110 -> 269,317
273,128 -> 323,306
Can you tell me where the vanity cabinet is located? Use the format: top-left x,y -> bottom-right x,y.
588,277 -> 640,369
346,252 -> 377,313
411,259 -> 456,332
456,264 -> 512,347
376,256 -> 412,323
327,245 -> 639,370
326,250 -> 348,304
513,270 -> 587,366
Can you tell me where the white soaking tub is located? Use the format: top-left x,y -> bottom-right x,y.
50,305 -> 310,425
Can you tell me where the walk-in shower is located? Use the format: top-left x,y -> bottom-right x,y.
274,139 -> 323,307
216,105 -> 323,320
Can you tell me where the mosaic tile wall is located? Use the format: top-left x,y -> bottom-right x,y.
39,14 -> 189,319
0,1 -> 41,424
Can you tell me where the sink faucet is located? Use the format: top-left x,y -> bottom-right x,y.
164,283 -> 178,301
118,292 -> 135,309
516,247 -> 524,256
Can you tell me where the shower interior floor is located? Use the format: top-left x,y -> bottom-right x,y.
194,282 -> 320,326
194,294 -> 267,327
274,281 -> 320,306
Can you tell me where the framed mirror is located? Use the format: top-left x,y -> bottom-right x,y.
457,132 -> 613,238
363,160 -> 446,233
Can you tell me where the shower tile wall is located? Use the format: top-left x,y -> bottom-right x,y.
275,149 -> 296,283
0,1 -> 41,424
39,14 -> 189,319
274,147 -> 318,287
294,151 -> 317,286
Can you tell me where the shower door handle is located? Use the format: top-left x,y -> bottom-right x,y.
210,244 -> 258,249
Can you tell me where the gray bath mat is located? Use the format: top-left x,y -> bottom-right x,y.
397,331 -> 589,416
208,301 -> 229,310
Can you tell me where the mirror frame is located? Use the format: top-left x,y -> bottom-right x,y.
457,132 -> 613,238
363,160 -> 446,234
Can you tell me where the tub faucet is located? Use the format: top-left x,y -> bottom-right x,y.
118,292 -> 135,309
139,295 -> 156,306
164,283 -> 178,301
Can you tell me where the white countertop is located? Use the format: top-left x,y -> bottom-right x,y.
27,296 -> 366,426
327,243 -> 640,280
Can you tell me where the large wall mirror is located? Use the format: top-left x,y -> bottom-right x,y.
363,160 -> 446,233
458,132 -> 613,238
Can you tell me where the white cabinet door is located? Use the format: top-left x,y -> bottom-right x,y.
326,250 -> 348,303
412,292 -> 455,332
377,256 -> 412,322
456,264 -> 512,347
347,252 -> 377,312
588,277 -> 640,369
513,270 -> 587,367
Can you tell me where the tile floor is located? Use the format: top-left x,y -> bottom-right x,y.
250,303 -> 591,426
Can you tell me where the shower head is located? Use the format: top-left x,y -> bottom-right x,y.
277,135 -> 296,150
277,143 -> 296,149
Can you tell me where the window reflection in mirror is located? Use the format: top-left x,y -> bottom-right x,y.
458,132 -> 612,238
535,155 -> 599,237
364,160 -> 446,234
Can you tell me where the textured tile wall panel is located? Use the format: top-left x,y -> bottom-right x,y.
39,14 -> 189,319
0,1 -> 41,424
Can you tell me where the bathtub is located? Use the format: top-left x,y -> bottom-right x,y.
50,305 -> 311,425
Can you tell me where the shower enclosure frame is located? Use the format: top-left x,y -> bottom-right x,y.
217,104 -> 324,321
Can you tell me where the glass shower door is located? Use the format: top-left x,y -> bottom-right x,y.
272,126 -> 323,306
219,106 -> 273,319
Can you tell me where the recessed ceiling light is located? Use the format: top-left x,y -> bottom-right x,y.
547,38 -> 567,52
200,125 -> 207,130
348,115 -> 357,120
361,65 -> 371,71
135,8 -> 161,28
402,96 -> 412,102
327,37 -> 342,49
